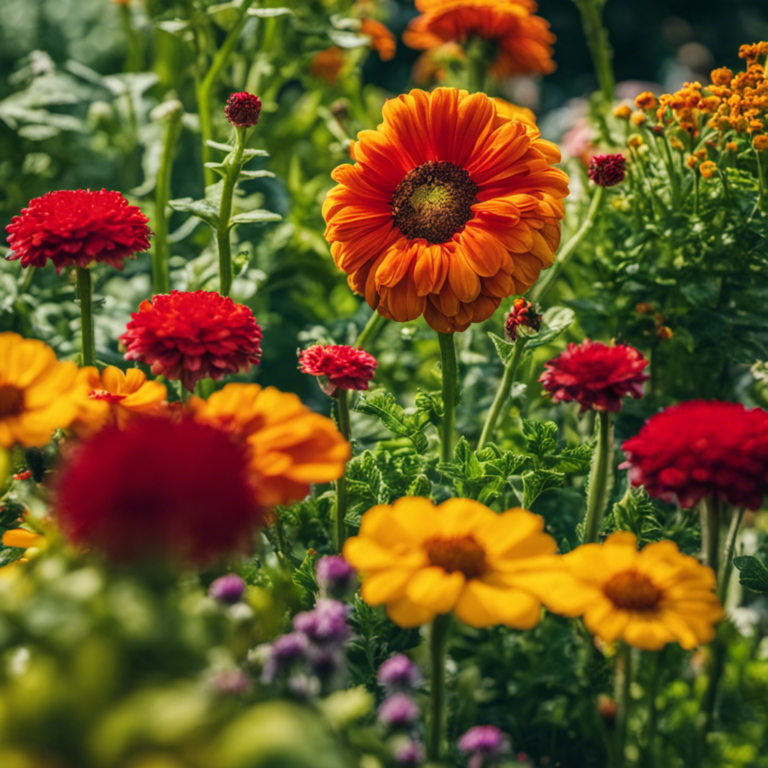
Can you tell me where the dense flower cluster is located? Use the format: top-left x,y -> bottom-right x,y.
458,725 -> 511,768
120,291 -> 262,392
622,400 -> 768,510
224,92 -> 262,127
6,189 -> 152,273
299,344 -> 378,396
587,153 -> 627,187
504,297 -> 541,342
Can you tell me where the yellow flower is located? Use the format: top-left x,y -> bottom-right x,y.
0,332 -> 82,449
699,160 -> 718,178
544,532 -> 723,650
630,110 -> 647,126
69,366 -> 167,439
0,528 -> 45,576
754,134 -> 768,151
343,497 -> 565,629
627,135 -> 644,149
613,104 -> 632,120
189,383 -> 350,507
634,91 -> 658,110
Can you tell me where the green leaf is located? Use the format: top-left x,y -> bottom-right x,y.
407,474 -> 431,497
550,444 -> 594,473
680,274 -> 721,308
414,390 -> 443,425
488,332 -> 516,365
522,419 -> 558,457
292,549 -> 319,599
239,169 -> 276,180
206,140 -> 236,153
354,393 -> 429,453
328,30 -> 372,48
452,437 -> 484,481
247,7 -> 292,17
734,556 -> 768,593
522,469 -> 564,508
523,306 -> 575,354
169,182 -> 223,229
229,210 -> 282,228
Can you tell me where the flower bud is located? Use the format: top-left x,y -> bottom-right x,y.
209,574 -> 246,604
225,92 -> 262,128
316,555 -> 357,598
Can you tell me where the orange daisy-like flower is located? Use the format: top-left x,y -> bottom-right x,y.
188,383 -> 350,508
403,0 -> 555,80
323,88 -> 568,333
361,18 -> 397,61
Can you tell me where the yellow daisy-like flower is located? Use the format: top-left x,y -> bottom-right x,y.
70,366 -> 167,439
0,332 -> 82,449
343,497 -> 565,628
189,383 -> 350,508
545,532 -> 724,651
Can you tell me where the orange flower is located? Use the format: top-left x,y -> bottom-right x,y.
323,88 -> 568,333
311,47 -> 345,84
699,160 -> 718,178
189,383 -> 350,507
70,366 -> 167,439
491,96 -> 536,124
412,42 -> 466,85
361,18 -> 396,61
403,0 -> 555,79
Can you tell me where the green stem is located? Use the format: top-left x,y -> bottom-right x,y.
477,335 -> 526,451
642,650 -> 662,768
18,266 -> 35,294
438,332 -> 459,463
719,506 -> 745,604
699,497 -> 720,578
153,107 -> 183,295
334,389 -> 352,553
76,267 -> 96,367
354,311 -> 386,350
755,148 -> 767,212
582,410 -> 614,543
692,169 -> 700,217
216,126 -> 247,296
274,511 -> 289,569
427,613 -> 451,762
658,135 -> 681,209
529,185 -> 605,304
574,0 -> 615,105
614,644 -> 632,768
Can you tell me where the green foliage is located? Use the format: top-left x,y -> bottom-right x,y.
353,391 -> 430,453
734,555 -> 768,594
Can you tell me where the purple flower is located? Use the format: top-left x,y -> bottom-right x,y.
378,694 -> 420,729
212,668 -> 250,696
378,654 -> 421,693
316,555 -> 356,598
458,725 -> 511,766
392,738 -> 425,766
261,632 -> 310,683
208,574 -> 245,603
307,646 -> 343,681
293,599 -> 350,645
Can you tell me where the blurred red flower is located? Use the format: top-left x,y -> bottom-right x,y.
504,297 -> 541,342
299,344 -> 378,396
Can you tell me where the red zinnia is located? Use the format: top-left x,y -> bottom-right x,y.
120,290 -> 262,392
622,400 -> 768,510
6,189 -> 152,273
55,417 -> 265,565
299,344 -> 378,396
225,92 -> 262,128
587,154 -> 627,187
504,297 -> 542,342
540,339 -> 649,413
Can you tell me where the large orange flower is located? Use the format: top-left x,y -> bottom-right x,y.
403,0 -> 555,80
323,88 -> 568,333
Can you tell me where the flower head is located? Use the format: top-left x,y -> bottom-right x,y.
224,92 -> 262,127
316,555 -> 357,598
299,344 -> 378,396
378,654 -> 421,693
120,291 -> 262,392
491,97 -> 536,125
458,725 -> 511,760
504,297 -> 541,342
6,189 -> 151,273
378,694 -> 420,728
544,532 -> 723,650
392,738 -> 425,767
622,400 -> 768,509
361,18 -> 396,61
588,153 -> 627,187
539,339 -> 649,413
209,574 -> 246,603
55,417 -> 264,565
292,599 -> 351,645
343,497 -> 565,628
323,88 -> 568,333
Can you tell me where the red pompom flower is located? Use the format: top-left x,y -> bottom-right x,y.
299,344 -> 378,396
120,290 -> 262,392
55,417 -> 265,565
588,154 -> 627,187
622,400 -> 768,510
6,189 -> 152,273
225,92 -> 262,128
540,339 -> 649,413
504,298 -> 542,342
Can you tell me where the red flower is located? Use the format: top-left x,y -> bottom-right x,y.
6,189 -> 152,273
225,92 -> 262,128
120,291 -> 262,392
622,400 -> 768,510
55,417 -> 265,565
588,154 -> 627,187
504,297 -> 542,342
299,344 -> 378,396
540,339 -> 649,413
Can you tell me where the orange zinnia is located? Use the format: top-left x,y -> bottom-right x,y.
403,0 -> 555,80
323,88 -> 568,333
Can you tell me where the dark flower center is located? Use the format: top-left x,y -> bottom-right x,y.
88,389 -> 126,405
424,534 -> 487,579
392,161 -> 478,244
0,385 -> 24,417
603,570 -> 662,612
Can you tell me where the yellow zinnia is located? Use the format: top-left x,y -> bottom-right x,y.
544,532 -> 724,651
343,497 -> 565,629
0,332 -> 82,448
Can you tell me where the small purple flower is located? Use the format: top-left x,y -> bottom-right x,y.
212,668 -> 250,696
307,646 -> 343,681
378,654 -> 421,693
378,694 -> 420,729
261,632 -> 310,683
208,574 -> 245,603
293,599 -> 350,645
458,725 -> 511,768
393,738 -> 425,766
316,555 -> 356,598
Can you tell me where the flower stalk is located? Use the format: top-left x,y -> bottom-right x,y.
354,311 -> 386,350
573,0 -> 615,106
438,332 -> 459,463
427,613 -> 451,762
613,643 -> 633,768
334,388 -> 352,553
719,506 -> 745,603
582,410 -> 614,543
76,266 -> 96,367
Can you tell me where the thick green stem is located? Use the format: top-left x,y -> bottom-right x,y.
574,0 -> 615,105
354,311 -> 386,350
642,650 -> 662,767
427,614 -> 451,762
582,410 -> 614,543
613,644 -> 632,768
216,127 -> 247,296
76,267 -> 96,367
529,185 -> 605,304
699,497 -> 721,578
755,148 -> 767,213
719,506 -> 745,605
477,335 -> 526,451
438,332 -> 459,463
334,389 -> 352,553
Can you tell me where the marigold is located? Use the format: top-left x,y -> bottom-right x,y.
403,0 -> 556,79
361,18 -> 396,61
189,383 -> 350,507
613,104 -> 632,120
120,291 -> 262,392
544,532 -> 723,650
699,160 -> 717,178
323,88 -> 568,333
343,497 -> 565,628
6,189 -> 151,273
70,366 -> 167,439
634,91 -> 658,111
0,332 -> 85,448
299,344 -> 378,396
754,134 -> 768,151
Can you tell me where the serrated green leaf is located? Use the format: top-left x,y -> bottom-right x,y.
354,392 -> 429,453
292,549 -> 319,598
523,306 -> 575,353
407,474 -> 431,497
522,419 -> 558,457
169,182 -> 223,229
550,444 -> 594,473
522,469 -> 564,508
453,437 -> 484,481
229,210 -> 282,228
239,170 -> 276,180
414,390 -> 443,425
488,331 -> 516,365
734,556 -> 768,593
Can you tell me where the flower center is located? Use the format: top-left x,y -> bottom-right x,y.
0,385 -> 24,417
88,389 -> 126,405
391,161 -> 478,244
603,570 -> 663,612
424,534 -> 487,579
